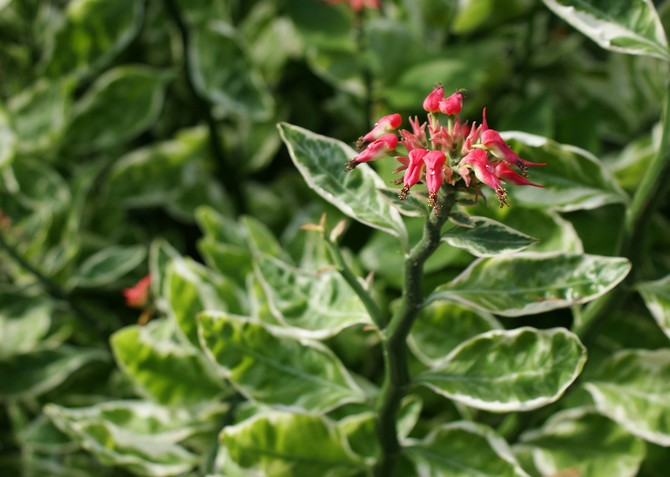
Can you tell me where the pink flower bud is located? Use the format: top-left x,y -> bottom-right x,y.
345,133 -> 398,171
399,148 -> 427,199
461,149 -> 508,207
480,129 -> 545,175
423,86 -> 444,113
438,91 -> 463,116
423,150 -> 447,206
495,163 -> 543,187
357,113 -> 402,148
124,275 -> 151,308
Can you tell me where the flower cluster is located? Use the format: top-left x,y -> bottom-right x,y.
345,86 -> 544,211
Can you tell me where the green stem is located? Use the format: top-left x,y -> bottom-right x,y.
324,238 -> 385,329
162,0 -> 246,215
373,197 -> 453,477
577,77 -> 670,340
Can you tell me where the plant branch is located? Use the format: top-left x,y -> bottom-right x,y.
374,195 -> 453,477
162,0 -> 246,215
324,238 -> 385,329
577,77 -> 670,341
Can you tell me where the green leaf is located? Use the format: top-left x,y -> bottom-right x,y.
168,257 -> 244,347
240,215 -> 285,259
584,349 -> 670,446
409,302 -> 501,366
0,295 -> 52,359
502,132 -> 629,212
254,255 -> 370,339
198,238 -> 252,286
190,21 -> 273,119
198,312 -> 367,412
418,328 -> 586,412
406,421 -> 530,476
45,401 -> 199,477
541,0 -> 670,61
637,275 -> 670,340
7,78 -> 73,155
65,66 -> 168,151
519,407 -> 645,477
111,320 -> 225,407
429,253 -> 631,317
0,346 -> 108,398
278,122 -> 407,245
442,216 -> 537,257
222,411 -> 365,476
44,0 -> 144,78
70,245 -> 146,288
0,103 -> 15,170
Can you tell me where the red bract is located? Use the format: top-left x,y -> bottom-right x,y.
345,88 -> 544,210
124,275 -> 151,309
357,113 -> 402,149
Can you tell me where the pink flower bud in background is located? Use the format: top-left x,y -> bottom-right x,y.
357,113 -> 402,148
326,0 -> 381,12
124,275 -> 151,308
438,91 -> 463,115
345,133 -> 398,171
423,86 -> 444,113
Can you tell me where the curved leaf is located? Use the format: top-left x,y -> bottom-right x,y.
278,122 -> 407,245
198,312 -> 367,412
418,327 -> 586,412
0,295 -> 52,358
223,411 -> 365,477
66,66 -> 168,151
111,320 -> 225,407
70,245 -> 146,288
255,255 -> 370,339
637,274 -> 670,340
0,103 -> 16,170
408,302 -> 501,366
44,0 -> 144,78
406,421 -> 530,476
584,349 -> 670,446
429,252 -> 631,317
190,21 -> 273,119
502,132 -> 629,212
520,407 -> 645,477
442,216 -> 537,257
541,0 -> 670,61
45,401 -> 199,477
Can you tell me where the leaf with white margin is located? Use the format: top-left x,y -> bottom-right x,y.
584,349 -> 670,446
541,0 -> 670,61
409,302 -> 501,366
417,327 -> 586,412
278,122 -> 407,246
0,102 -> 15,170
519,407 -> 645,477
428,252 -> 631,317
45,401 -> 199,477
254,255 -> 370,339
442,216 -> 537,257
637,275 -> 670,340
406,421 -> 530,476
222,411 -> 365,477
501,132 -> 629,212
198,312 -> 367,412
69,245 -> 146,288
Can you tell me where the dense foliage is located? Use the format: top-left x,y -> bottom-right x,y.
1,0 -> 670,476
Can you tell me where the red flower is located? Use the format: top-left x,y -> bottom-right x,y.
345,134 -> 397,171
423,86 -> 444,113
123,275 -> 151,309
357,113 -> 402,149
438,91 -> 463,116
399,148 -> 428,199
480,129 -> 545,175
423,150 -> 447,208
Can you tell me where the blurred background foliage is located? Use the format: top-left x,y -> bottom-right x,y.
1,0 -> 670,475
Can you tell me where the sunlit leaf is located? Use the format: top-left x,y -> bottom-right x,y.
254,255 -> 370,339
278,122 -> 407,245
519,407 -> 645,477
406,421 -> 530,476
418,328 -> 586,412
198,312 -> 367,412
637,275 -> 670,340
584,349 -> 670,446
111,320 -> 225,406
0,295 -> 52,359
442,216 -> 537,257
502,132 -> 629,212
541,0 -> 670,60
222,411 -> 365,476
429,253 -> 631,316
